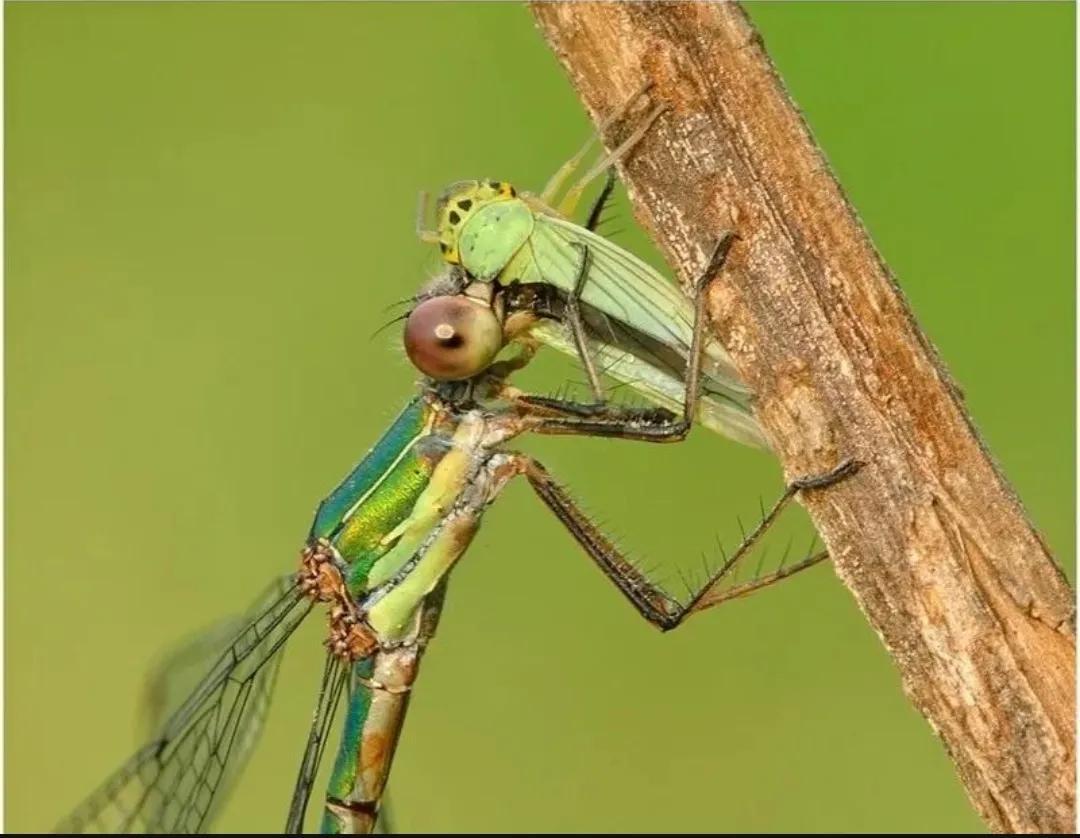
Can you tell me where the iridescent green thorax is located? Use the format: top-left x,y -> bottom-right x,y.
310,399 -> 433,539
309,397 -> 451,592
304,391 -> 513,642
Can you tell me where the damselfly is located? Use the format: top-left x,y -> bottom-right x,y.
58,231 -> 852,833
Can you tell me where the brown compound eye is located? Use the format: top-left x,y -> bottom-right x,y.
403,295 -> 503,381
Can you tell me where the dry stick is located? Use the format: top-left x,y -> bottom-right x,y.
530,2 -> 1075,833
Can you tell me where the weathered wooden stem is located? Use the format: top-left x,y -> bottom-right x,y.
530,2 -> 1075,832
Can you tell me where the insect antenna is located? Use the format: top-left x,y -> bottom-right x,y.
382,296 -> 417,313
370,313 -> 410,341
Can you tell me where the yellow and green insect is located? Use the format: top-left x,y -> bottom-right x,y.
417,88 -> 766,449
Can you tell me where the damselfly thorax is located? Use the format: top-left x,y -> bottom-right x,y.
295,395 -> 548,676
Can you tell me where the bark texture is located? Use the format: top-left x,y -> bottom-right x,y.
530,2 -> 1075,833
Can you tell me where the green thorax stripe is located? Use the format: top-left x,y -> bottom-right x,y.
310,398 -> 432,539
309,399 -> 448,589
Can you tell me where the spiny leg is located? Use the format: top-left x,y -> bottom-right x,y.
693,547 -> 830,612
539,81 -> 653,206
498,380 -> 676,429
680,461 -> 860,617
521,456 -> 677,626
508,232 -> 738,444
521,455 -> 859,631
583,167 -> 617,233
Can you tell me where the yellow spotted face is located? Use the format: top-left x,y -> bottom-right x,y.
435,179 -> 517,264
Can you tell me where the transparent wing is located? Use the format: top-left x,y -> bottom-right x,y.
134,601 -> 282,830
139,611 -> 254,740
530,213 -> 700,356
58,575 -> 312,834
284,652 -> 348,833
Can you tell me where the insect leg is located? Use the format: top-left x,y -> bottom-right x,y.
539,81 -> 653,206
518,172 -> 617,406
563,242 -> 608,405
583,167 -> 617,233
556,101 -> 668,218
415,190 -> 439,243
553,170 -> 620,404
520,455 -> 859,631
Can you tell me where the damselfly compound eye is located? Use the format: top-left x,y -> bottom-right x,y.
403,296 -> 502,381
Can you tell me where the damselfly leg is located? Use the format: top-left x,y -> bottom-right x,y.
522,456 -> 857,630
356,426 -> 854,636
483,230 -> 860,623
352,395 -> 856,639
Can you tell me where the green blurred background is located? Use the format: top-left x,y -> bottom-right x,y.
6,2 -> 1074,832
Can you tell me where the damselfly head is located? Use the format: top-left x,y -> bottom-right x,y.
403,294 -> 503,381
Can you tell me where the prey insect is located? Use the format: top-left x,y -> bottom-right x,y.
418,84 -> 766,448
